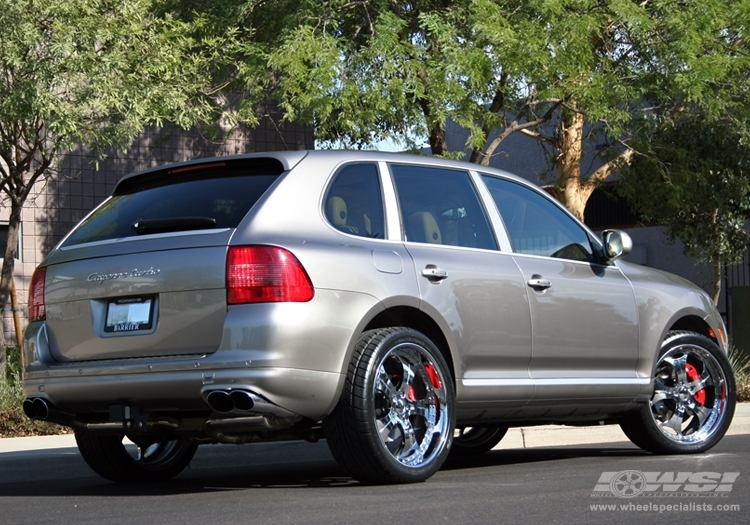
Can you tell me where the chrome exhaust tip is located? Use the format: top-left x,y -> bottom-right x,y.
229,390 -> 255,411
203,388 -> 297,418
32,398 -> 50,420
23,398 -> 51,420
22,399 -> 36,419
206,390 -> 234,413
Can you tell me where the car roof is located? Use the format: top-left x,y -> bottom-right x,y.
115,149 -> 534,191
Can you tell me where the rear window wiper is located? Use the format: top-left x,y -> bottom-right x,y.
132,217 -> 218,235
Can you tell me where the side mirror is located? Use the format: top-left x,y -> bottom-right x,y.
601,229 -> 632,261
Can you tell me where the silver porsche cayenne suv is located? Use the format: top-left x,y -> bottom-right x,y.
22,150 -> 736,484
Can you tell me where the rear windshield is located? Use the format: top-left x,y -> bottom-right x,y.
62,161 -> 282,247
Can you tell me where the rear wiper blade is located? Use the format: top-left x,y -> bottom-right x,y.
132,217 -> 218,234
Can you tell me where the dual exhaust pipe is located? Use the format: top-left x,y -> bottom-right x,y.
204,389 -> 296,418
22,397 -> 81,429
23,397 -> 52,420
206,389 -> 256,413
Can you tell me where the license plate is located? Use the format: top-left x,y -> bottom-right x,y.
104,296 -> 155,333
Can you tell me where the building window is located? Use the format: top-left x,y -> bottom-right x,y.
0,222 -> 22,261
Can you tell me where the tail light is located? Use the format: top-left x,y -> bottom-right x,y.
226,246 -> 314,304
29,267 -> 47,321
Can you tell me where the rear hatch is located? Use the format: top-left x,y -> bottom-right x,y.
41,157 -> 289,362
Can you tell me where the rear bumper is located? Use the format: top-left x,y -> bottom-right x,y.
22,289 -> 383,422
23,360 -> 341,421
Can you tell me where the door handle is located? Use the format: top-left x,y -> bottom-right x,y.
421,266 -> 448,282
526,275 -> 551,290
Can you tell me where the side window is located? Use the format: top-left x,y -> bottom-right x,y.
324,163 -> 385,239
391,165 -> 497,250
481,175 -> 594,262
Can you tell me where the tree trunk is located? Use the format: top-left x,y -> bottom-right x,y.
554,112 -> 590,221
428,122 -> 448,156
0,198 -> 23,372
710,209 -> 722,306
710,257 -> 722,307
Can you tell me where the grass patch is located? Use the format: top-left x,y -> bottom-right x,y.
730,345 -> 750,403
0,348 -> 70,438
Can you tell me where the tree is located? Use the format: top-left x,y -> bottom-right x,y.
244,0 -> 748,220
621,115 -> 750,306
0,0 -> 236,369
618,0 -> 750,305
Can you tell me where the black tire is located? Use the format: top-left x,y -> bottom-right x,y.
620,330 -> 736,454
325,327 -> 455,484
75,430 -> 198,483
451,426 -> 508,457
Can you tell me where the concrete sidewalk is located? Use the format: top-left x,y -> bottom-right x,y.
1,403 -> 748,455
498,401 -> 750,449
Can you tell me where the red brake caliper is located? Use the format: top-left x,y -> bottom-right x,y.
685,363 -> 706,405
407,363 -> 442,405
425,363 -> 442,389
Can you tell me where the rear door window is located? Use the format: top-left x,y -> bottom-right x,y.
391,165 -> 497,250
62,160 -> 282,247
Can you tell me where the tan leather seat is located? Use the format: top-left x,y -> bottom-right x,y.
326,196 -> 359,234
408,211 -> 442,244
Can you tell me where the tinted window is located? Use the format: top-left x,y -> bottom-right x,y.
324,164 -> 386,239
391,165 -> 497,250
63,166 -> 280,247
482,175 -> 594,261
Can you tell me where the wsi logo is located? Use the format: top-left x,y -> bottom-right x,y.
592,471 -> 740,498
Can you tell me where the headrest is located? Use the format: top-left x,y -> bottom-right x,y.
326,196 -> 348,226
408,212 -> 442,244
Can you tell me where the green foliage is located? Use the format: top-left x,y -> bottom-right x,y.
0,0 -> 236,161
615,0 -> 750,302
0,349 -> 22,411
0,348 -> 71,437
621,115 -> 750,302
624,117 -> 750,264
730,344 -> 750,384
729,344 -> 750,402
250,0 -> 749,166
0,0 -> 241,364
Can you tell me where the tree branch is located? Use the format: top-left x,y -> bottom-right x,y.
469,76 -> 507,163
478,100 -> 562,166
587,148 -> 635,185
519,127 -> 556,145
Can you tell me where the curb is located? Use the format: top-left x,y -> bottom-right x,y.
1,403 -> 748,455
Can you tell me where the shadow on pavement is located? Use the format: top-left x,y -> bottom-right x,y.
0,440 -> 652,498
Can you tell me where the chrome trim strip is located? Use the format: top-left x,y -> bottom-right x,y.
60,228 -> 232,251
463,377 -> 650,387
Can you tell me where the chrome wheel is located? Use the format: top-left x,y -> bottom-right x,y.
325,327 -> 455,484
373,342 -> 451,468
650,343 -> 729,444
620,331 -> 736,454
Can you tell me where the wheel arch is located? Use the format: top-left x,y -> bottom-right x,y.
363,306 -> 455,386
669,315 -> 720,346
637,309 -> 726,380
